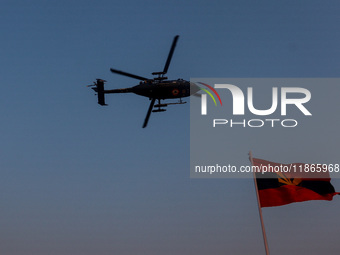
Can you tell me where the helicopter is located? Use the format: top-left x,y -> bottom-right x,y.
88,35 -> 199,128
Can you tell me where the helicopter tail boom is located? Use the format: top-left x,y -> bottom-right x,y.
104,88 -> 133,94
89,79 -> 135,106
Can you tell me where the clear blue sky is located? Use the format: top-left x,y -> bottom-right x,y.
1,0 -> 340,254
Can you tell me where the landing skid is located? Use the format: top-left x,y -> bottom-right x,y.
153,99 -> 186,112
166,101 -> 187,106
152,109 -> 166,112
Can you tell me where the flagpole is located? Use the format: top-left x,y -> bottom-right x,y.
249,151 -> 270,255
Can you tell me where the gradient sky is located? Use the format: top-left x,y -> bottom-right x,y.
1,0 -> 340,254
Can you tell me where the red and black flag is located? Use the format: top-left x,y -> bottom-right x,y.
252,158 -> 339,207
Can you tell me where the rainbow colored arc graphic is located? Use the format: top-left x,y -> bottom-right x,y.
197,82 -> 222,106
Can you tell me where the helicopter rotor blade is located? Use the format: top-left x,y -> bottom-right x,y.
110,68 -> 149,81
162,35 -> 179,74
142,98 -> 156,128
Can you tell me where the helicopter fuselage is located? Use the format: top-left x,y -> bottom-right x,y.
88,35 -> 199,128
105,79 -> 198,100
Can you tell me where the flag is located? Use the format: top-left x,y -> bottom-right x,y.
252,158 -> 340,207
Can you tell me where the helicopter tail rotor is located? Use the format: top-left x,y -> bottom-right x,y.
89,79 -> 107,106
